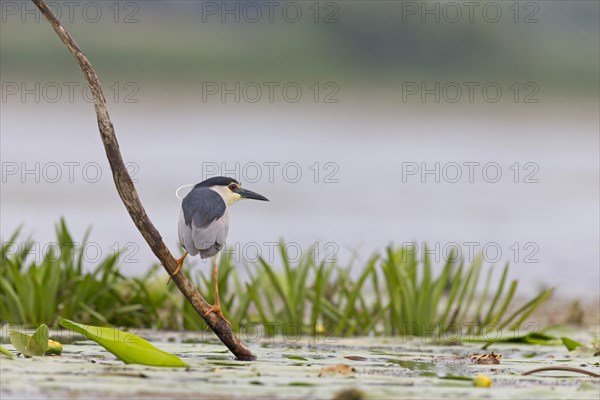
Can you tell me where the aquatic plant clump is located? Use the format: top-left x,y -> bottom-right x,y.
1,221 -> 552,338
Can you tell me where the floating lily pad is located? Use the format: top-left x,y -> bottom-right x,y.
285,354 -> 309,361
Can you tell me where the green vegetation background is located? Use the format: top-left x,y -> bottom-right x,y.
1,2 -> 598,96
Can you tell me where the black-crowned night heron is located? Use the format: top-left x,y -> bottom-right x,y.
172,176 -> 268,319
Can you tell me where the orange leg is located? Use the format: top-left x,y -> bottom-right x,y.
203,254 -> 226,320
167,251 -> 188,284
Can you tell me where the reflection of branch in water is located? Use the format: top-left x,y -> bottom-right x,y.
31,0 -> 255,361
522,366 -> 600,378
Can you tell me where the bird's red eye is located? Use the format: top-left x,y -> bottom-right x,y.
228,184 -> 238,191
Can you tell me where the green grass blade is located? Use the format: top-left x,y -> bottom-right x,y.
482,262 -> 509,327
472,265 -> 494,332
455,256 -> 483,325
258,257 -> 294,321
337,254 -> 378,334
491,280 -> 518,325
501,288 -> 554,330
438,262 -> 464,330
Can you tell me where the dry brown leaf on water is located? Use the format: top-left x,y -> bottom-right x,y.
319,364 -> 356,376
344,356 -> 367,361
471,352 -> 502,365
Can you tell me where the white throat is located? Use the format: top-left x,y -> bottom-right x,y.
210,185 -> 241,206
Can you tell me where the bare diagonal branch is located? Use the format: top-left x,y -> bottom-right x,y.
31,0 -> 256,361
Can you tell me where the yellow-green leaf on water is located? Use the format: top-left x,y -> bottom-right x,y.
9,325 -> 49,357
561,336 -> 583,351
46,339 -> 63,355
30,325 -> 49,355
9,331 -> 30,355
0,345 -> 14,358
59,319 -> 187,367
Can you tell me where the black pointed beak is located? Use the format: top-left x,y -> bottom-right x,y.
236,188 -> 269,201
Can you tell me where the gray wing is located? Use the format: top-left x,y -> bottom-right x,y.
182,187 -> 226,229
178,187 -> 228,258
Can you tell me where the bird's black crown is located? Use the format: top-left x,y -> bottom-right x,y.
194,176 -> 240,189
